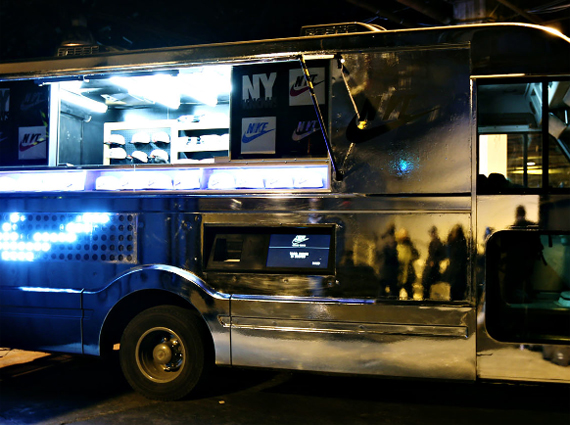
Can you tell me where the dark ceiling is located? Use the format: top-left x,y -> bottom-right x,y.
0,0 -> 568,62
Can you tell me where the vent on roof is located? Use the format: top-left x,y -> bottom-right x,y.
300,22 -> 386,36
57,45 -> 100,57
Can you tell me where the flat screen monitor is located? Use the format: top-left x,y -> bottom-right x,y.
266,234 -> 331,269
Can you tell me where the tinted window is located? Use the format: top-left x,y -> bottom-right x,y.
486,230 -> 570,344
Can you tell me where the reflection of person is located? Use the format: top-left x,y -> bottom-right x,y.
377,224 -> 399,298
395,228 -> 419,300
445,224 -> 468,301
504,205 -> 543,303
512,205 -> 536,227
422,226 -> 446,300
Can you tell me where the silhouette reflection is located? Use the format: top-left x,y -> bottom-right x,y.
335,222 -> 474,302
422,226 -> 446,300
395,228 -> 420,300
376,224 -> 399,298
445,224 -> 468,301
504,205 -> 543,303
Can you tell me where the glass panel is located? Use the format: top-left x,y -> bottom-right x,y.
507,133 -> 543,188
548,81 -> 570,189
486,230 -> 570,344
478,83 -> 543,192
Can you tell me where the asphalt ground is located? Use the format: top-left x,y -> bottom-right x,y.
1,348 -> 570,425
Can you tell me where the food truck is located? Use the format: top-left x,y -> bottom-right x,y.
0,22 -> 569,400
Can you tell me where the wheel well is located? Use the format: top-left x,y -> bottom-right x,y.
99,290 -> 212,358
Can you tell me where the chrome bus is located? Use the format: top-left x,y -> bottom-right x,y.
0,22 -> 569,400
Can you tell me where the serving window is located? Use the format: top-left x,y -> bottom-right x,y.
56,68 -> 232,168
0,61 -> 331,192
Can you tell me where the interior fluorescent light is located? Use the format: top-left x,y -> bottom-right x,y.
111,75 -> 180,109
180,66 -> 232,107
60,89 -> 108,113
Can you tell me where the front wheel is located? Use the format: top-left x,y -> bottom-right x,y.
119,305 -> 211,400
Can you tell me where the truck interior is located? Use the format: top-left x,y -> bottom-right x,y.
478,80 -> 570,192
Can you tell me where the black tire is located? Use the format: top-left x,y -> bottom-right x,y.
119,305 -> 211,401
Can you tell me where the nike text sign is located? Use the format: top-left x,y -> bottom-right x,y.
289,68 -> 325,106
18,126 -> 46,160
292,120 -> 319,142
241,117 -> 276,154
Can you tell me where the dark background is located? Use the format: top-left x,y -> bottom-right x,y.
0,0 -> 568,62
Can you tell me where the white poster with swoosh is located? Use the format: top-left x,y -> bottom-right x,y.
241,116 -> 276,154
18,125 -> 46,160
289,68 -> 325,106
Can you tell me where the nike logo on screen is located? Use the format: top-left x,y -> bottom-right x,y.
292,235 -> 309,244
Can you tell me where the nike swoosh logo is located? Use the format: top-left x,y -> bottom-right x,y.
289,80 -> 324,97
346,108 -> 436,144
292,128 -> 317,142
19,139 -> 45,152
242,128 -> 275,144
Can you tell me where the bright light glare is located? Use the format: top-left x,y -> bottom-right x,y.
66,222 -> 91,234
1,250 -> 35,262
80,213 -> 110,225
111,75 -> 180,109
0,212 -> 114,262
179,67 -> 232,107
544,26 -> 570,42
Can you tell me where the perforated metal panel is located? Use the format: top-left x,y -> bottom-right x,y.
0,212 -> 137,264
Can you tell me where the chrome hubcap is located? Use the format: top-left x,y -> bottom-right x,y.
135,327 -> 185,383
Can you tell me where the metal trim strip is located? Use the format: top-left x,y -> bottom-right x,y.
227,316 -> 468,338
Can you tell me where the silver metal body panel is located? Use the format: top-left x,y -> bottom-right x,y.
202,192 -> 476,379
330,46 -> 472,195
476,194 -> 570,383
228,299 -> 475,379
201,44 -> 477,379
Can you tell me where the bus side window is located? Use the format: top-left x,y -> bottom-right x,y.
477,82 -> 543,193
477,81 -> 570,193
548,81 -> 570,189
485,231 -> 570,344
